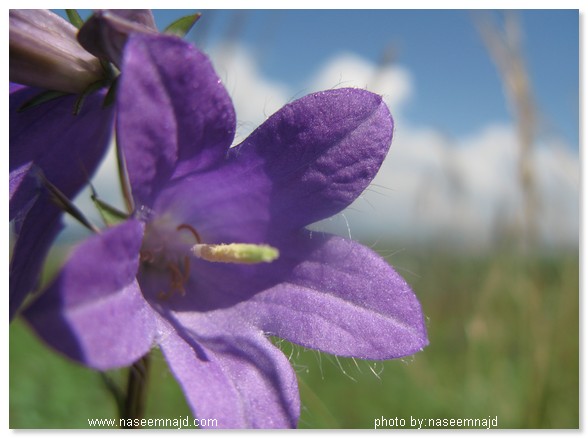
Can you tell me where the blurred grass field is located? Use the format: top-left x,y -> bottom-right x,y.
9,246 -> 578,429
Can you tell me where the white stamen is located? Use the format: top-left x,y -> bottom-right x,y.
191,243 -> 279,264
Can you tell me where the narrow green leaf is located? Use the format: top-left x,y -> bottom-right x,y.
163,13 -> 202,38
17,90 -> 68,112
65,9 -> 84,29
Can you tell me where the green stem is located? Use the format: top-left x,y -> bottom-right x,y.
121,354 -> 151,428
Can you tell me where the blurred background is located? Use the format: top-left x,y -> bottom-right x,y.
10,9 -> 579,428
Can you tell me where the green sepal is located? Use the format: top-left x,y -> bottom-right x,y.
103,77 -> 119,108
36,170 -> 98,233
90,185 -> 129,226
17,90 -> 69,112
65,9 -> 84,29
73,80 -> 108,115
163,13 -> 202,38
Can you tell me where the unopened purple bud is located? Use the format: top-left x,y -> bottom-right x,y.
9,10 -> 104,94
78,10 -> 157,68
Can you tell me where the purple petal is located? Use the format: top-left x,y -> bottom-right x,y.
151,89 -> 392,243
228,88 -> 393,230
150,163 -> 274,244
117,33 -> 235,208
9,161 -> 35,227
10,86 -> 113,318
10,82 -> 25,93
10,197 -> 62,320
245,232 -> 429,359
24,220 -> 157,370
107,9 -> 157,29
158,319 -> 299,428
10,85 -> 113,220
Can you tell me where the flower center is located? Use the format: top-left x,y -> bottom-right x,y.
139,217 -> 201,299
139,215 -> 279,300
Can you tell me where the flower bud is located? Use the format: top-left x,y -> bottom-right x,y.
78,10 -> 157,68
10,9 -> 104,94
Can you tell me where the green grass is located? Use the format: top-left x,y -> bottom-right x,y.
9,248 -> 579,429
297,248 -> 579,428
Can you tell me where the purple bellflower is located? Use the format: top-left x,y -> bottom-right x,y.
23,33 -> 428,428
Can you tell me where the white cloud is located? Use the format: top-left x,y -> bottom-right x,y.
306,52 -> 414,117
208,44 -> 291,145
342,122 -> 579,249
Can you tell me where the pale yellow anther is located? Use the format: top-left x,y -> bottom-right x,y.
191,243 -> 280,264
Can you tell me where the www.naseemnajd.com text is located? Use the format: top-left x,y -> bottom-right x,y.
374,415 -> 499,429
88,416 -> 218,429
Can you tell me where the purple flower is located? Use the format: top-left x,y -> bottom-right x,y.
24,34 -> 428,428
